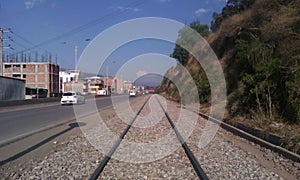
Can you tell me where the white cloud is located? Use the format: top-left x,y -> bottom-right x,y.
136,70 -> 147,78
216,0 -> 229,3
195,8 -> 210,15
24,0 -> 43,9
159,0 -> 171,2
113,6 -> 141,12
117,54 -> 176,82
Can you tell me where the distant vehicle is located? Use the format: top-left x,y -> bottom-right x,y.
97,89 -> 110,96
60,91 -> 85,105
148,89 -> 155,94
25,87 -> 48,99
129,90 -> 137,97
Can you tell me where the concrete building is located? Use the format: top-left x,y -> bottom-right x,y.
103,76 -> 127,94
123,81 -> 133,94
59,70 -> 80,93
83,76 -> 104,95
3,62 -> 59,97
63,81 -> 84,93
103,76 -> 115,94
81,76 -> 131,95
113,77 -> 124,94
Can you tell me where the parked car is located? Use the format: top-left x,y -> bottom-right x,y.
60,91 -> 85,105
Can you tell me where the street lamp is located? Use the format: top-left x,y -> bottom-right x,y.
62,38 -> 90,69
74,38 -> 90,70
106,61 -> 115,94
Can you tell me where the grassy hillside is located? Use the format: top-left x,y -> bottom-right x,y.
157,0 -> 300,153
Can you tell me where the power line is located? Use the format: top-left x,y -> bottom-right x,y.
2,30 -> 51,63
10,30 -> 48,52
7,36 -> 27,50
11,0 -> 146,56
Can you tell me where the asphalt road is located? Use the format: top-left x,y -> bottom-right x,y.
0,96 -> 126,145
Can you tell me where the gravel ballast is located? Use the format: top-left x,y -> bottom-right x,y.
0,95 -> 299,179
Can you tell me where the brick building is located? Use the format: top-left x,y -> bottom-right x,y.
3,62 -> 59,97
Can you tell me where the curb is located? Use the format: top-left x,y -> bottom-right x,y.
0,98 -> 60,107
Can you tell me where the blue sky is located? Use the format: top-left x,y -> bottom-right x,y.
0,0 -> 226,80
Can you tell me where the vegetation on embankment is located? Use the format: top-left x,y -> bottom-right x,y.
157,0 -> 300,153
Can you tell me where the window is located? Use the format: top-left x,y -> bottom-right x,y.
23,64 -> 26,68
4,65 -> 11,68
13,64 -> 21,68
63,92 -> 75,96
12,74 -> 21,78
23,74 -> 27,78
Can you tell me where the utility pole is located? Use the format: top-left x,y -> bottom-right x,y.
106,65 -> 108,91
0,27 -> 13,76
74,45 -> 78,69
0,28 -> 3,76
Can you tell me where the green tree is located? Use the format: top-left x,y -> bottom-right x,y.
171,20 -> 209,66
211,0 -> 254,32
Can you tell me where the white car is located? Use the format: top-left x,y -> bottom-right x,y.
97,89 -> 110,96
60,91 -> 85,105
129,90 -> 137,97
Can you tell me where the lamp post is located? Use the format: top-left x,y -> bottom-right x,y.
62,38 -> 90,69
61,38 -> 90,94
105,61 -> 115,94
74,38 -> 90,69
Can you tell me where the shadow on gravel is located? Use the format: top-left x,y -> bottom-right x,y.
0,122 -> 86,166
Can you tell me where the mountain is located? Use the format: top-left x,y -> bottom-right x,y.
133,73 -> 163,88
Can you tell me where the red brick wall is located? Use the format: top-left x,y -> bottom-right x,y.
38,74 -> 45,82
23,64 -> 36,73
26,74 -> 36,83
38,64 -> 45,72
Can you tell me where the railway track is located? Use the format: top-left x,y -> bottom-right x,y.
87,94 -> 300,179
89,95 -> 208,180
89,96 -> 151,179
2,94 -> 298,179
183,106 -> 300,163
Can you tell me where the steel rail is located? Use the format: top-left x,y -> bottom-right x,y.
89,96 -> 151,180
155,96 -> 209,180
184,106 -> 300,163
